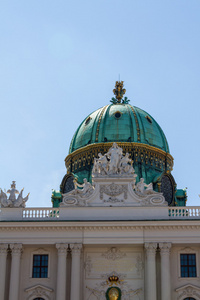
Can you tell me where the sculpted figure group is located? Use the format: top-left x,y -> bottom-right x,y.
0,181 -> 29,208
93,143 -> 135,176
62,143 -> 161,205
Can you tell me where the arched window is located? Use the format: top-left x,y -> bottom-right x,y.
184,298 -> 196,300
34,298 -> 45,300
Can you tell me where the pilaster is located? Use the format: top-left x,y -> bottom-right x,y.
159,242 -> 171,300
9,243 -> 23,300
144,242 -> 157,300
56,243 -> 68,300
0,244 -> 8,300
70,243 -> 82,300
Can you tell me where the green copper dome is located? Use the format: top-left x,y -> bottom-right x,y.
58,81 -> 182,209
55,81 -> 187,209
69,104 -> 169,154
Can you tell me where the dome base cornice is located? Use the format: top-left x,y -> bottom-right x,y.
65,142 -> 174,175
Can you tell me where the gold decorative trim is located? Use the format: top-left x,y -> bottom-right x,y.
95,105 -> 108,142
145,115 -> 152,123
65,142 -> 174,173
129,106 -> 141,141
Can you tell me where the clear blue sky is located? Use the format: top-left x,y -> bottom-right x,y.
0,0 -> 199,207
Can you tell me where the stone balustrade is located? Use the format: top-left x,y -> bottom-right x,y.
168,206 -> 200,218
23,208 -> 60,219
0,206 -> 200,221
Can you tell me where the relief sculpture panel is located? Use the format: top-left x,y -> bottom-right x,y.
84,247 -> 143,279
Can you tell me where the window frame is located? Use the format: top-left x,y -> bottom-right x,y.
30,248 -> 50,279
178,247 -> 198,279
32,254 -> 49,278
180,254 -> 196,278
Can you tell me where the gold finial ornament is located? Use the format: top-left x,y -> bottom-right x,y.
113,81 -> 126,103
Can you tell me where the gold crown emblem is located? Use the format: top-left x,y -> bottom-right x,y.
107,275 -> 120,286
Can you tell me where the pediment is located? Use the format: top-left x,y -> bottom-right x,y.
176,284 -> 200,300
25,284 -> 53,300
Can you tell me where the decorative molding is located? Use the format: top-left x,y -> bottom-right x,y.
84,255 -> 92,276
121,288 -> 142,300
100,183 -> 127,202
85,250 -> 143,280
0,243 -> 8,255
101,247 -> 126,261
25,284 -> 53,300
1,223 -> 200,232
101,270 -> 126,282
180,247 -> 195,253
70,243 -> 82,255
176,284 -> 200,300
10,243 -> 23,255
159,242 -> 172,255
135,255 -> 144,275
144,242 -> 157,254
56,243 -> 68,255
32,247 -> 49,254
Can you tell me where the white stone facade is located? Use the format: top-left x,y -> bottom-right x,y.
1,212 -> 200,300
0,145 -> 199,300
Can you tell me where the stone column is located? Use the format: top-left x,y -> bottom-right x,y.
56,243 -> 68,300
9,243 -> 23,300
144,242 -> 157,300
0,244 -> 8,300
70,243 -> 82,300
159,242 -> 171,300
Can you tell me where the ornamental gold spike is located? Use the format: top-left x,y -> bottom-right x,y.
113,81 -> 126,103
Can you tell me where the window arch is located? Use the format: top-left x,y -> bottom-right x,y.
34,298 -> 45,300
184,298 -> 196,300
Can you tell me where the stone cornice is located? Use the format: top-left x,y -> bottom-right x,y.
1,221 -> 200,232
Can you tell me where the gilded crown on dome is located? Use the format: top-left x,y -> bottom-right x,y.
111,81 -> 130,104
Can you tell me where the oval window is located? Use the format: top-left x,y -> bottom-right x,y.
114,111 -> 121,119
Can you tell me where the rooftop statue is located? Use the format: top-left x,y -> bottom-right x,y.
92,143 -> 137,178
135,178 -> 156,196
61,178 -> 95,206
0,181 -> 29,208
71,178 -> 94,197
